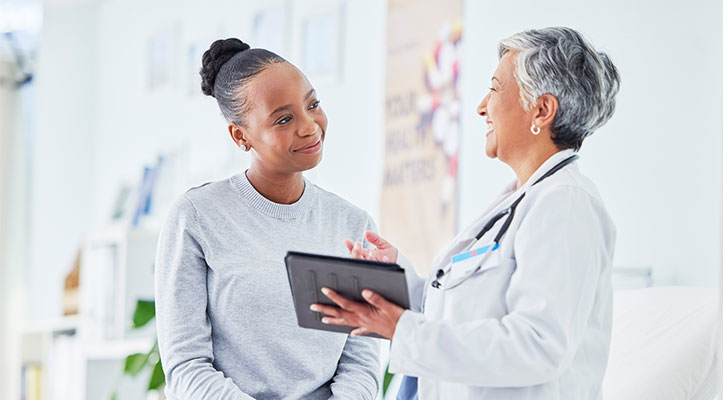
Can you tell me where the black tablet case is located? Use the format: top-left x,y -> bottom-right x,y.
285,251 -> 410,339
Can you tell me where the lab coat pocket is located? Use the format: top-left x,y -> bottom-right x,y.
448,250 -> 501,282
444,254 -> 517,320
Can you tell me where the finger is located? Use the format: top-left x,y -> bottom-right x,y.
321,317 -> 350,326
364,230 -> 389,249
362,289 -> 395,311
350,327 -> 370,337
382,255 -> 390,263
322,288 -> 361,311
351,242 -> 364,259
343,239 -> 355,252
310,304 -> 342,317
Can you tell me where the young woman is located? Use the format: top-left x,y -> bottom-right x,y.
154,38 -> 380,400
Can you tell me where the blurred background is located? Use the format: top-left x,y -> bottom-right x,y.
0,0 -> 721,399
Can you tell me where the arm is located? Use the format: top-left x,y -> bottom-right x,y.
388,187 -> 613,386
395,252 -> 425,312
329,335 -> 380,399
328,216 -> 384,398
155,196 -> 255,400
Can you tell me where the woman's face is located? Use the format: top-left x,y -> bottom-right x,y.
239,62 -> 327,175
476,52 -> 535,162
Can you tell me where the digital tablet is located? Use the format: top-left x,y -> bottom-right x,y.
285,251 -> 410,339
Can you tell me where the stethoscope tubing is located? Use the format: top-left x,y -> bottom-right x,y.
431,154 -> 579,290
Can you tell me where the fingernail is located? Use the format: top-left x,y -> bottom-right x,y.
321,287 -> 329,295
362,290 -> 372,298
309,305 -> 318,311
321,317 -> 329,324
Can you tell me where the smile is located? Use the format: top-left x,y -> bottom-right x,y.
294,139 -> 322,154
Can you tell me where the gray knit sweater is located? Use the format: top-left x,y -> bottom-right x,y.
154,172 -> 381,399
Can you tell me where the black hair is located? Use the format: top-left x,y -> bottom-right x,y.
200,38 -> 286,125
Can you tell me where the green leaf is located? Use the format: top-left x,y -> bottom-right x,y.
124,353 -> 149,377
132,300 -> 156,328
148,359 -> 165,391
382,363 -> 395,394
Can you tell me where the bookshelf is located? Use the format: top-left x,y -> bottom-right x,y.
17,226 -> 160,400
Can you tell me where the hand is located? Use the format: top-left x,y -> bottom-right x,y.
343,230 -> 399,264
310,287 -> 405,339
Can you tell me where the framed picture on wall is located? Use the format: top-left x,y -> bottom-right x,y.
147,30 -> 176,90
252,3 -> 290,58
186,43 -> 204,96
293,0 -> 345,85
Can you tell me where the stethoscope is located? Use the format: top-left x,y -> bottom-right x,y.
431,154 -> 579,290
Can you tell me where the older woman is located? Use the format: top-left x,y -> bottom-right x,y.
313,27 -> 620,399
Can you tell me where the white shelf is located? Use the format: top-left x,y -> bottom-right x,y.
16,226 -> 160,400
21,315 -> 80,335
84,337 -> 155,360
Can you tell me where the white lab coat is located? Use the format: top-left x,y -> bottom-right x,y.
390,149 -> 616,399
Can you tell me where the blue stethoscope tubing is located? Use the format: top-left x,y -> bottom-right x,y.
431,154 -> 579,290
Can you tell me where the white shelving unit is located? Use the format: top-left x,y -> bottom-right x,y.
17,226 -> 160,400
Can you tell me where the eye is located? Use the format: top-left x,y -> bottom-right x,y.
308,100 -> 321,110
275,116 -> 292,125
489,87 -> 497,92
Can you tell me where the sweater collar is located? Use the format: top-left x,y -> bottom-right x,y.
231,171 -> 315,220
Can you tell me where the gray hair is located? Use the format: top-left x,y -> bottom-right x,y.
498,27 -> 620,150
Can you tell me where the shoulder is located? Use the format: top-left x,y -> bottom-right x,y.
523,164 -> 614,230
181,176 -> 239,212
529,164 -> 606,208
310,182 -> 373,223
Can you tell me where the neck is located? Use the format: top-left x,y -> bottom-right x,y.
245,165 -> 305,204
510,144 -> 561,190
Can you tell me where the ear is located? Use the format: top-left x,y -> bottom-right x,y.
228,123 -> 251,151
532,94 -> 559,131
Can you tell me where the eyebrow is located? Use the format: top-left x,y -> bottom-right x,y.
268,89 -> 317,118
492,77 -> 501,83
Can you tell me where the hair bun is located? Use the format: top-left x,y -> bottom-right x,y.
200,38 -> 251,97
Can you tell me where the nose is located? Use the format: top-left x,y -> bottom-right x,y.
477,92 -> 490,117
298,114 -> 317,137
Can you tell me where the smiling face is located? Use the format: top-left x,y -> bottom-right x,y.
234,62 -> 327,175
476,52 -> 536,163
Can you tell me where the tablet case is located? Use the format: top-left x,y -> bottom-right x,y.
285,251 -> 410,339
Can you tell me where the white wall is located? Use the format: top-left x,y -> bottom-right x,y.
1,59 -> 33,400
0,58 -> 14,400
29,0 -> 387,320
458,0 -> 722,286
30,1 -> 97,320
90,0 -> 386,230
28,0 -> 722,326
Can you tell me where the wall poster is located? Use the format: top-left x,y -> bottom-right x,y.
381,0 -> 462,274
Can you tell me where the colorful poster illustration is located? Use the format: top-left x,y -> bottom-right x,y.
381,0 -> 462,274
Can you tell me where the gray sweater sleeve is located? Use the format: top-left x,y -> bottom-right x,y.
329,216 -> 382,399
154,196 -> 254,400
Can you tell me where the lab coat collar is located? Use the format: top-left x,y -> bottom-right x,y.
517,148 -> 577,193
452,149 -> 577,257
